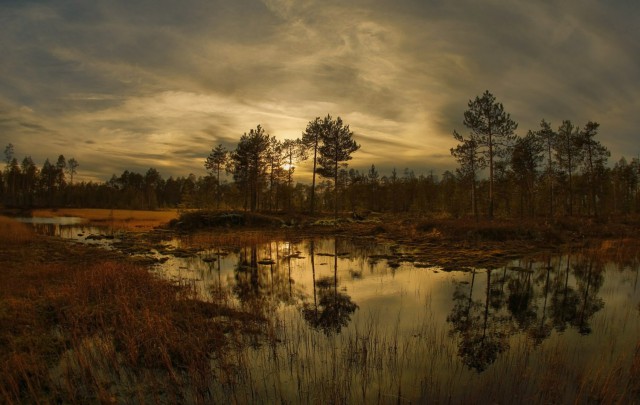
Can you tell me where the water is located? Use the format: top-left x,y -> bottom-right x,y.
14,216 -> 120,247
20,218 -> 640,402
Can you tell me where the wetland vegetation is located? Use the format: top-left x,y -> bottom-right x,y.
2,210 -> 640,404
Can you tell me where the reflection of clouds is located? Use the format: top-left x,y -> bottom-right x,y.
1,0 -> 639,181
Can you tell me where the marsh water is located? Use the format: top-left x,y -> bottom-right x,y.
21,217 -> 640,402
15,216 -> 120,247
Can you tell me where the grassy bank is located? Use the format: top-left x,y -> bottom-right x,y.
0,216 -> 264,404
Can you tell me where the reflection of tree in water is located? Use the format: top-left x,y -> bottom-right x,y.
528,258 -> 554,344
448,253 -> 608,371
549,254 -> 604,335
506,262 -> 537,331
571,256 -> 605,334
302,278 -> 358,335
232,243 -> 301,315
233,244 -> 266,313
447,269 -> 510,372
301,239 -> 358,335
549,254 -> 581,333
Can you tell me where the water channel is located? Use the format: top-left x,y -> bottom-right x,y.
18,216 -> 640,402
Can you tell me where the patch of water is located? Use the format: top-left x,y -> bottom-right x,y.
16,216 -> 121,247
15,216 -> 85,225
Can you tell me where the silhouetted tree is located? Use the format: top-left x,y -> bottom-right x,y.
577,122 -> 610,217
5,158 -> 20,206
21,157 -> 38,207
204,144 -> 228,209
144,168 -> 162,209
554,120 -> 582,216
302,117 -> 323,214
67,158 -> 79,185
39,159 -> 56,206
511,132 -> 543,218
55,155 -> 67,188
451,131 -> 485,221
230,125 -> 271,212
367,164 -> 379,211
265,136 -> 284,211
281,138 -> 305,212
534,120 -> 556,217
611,157 -> 639,214
3,144 -> 16,205
460,91 -> 518,219
316,115 -> 360,219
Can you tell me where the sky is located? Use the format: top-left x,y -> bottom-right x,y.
1,0 -> 639,183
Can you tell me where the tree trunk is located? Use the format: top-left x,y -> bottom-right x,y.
310,145 -> 317,215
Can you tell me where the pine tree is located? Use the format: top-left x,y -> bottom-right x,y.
316,115 -> 360,219
461,91 -> 517,219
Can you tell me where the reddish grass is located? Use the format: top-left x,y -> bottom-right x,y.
0,215 -> 35,244
0,228 -> 263,404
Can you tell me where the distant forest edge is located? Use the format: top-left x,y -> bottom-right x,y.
2,92 -> 639,219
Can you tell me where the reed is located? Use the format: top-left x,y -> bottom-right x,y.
0,236 -> 265,404
0,215 -> 35,244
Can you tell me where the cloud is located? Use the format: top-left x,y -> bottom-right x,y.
0,0 -> 638,183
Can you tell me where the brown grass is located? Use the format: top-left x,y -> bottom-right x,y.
0,228 -> 264,404
0,215 -> 35,244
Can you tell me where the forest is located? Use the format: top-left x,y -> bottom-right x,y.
2,92 -> 638,219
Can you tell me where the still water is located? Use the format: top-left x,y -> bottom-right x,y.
166,238 -> 640,366
15,216 -> 120,247
21,217 -> 640,402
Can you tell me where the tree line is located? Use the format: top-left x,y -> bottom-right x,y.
2,95 -> 639,218
450,91 -> 631,220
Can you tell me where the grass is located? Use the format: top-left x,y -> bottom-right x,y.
0,215 -> 35,244
0,215 -> 265,404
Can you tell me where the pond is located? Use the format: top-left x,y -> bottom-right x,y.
21,218 -> 640,403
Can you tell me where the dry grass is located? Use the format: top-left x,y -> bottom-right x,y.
30,208 -> 179,231
0,215 -> 35,244
589,238 -> 640,267
0,231 -> 264,404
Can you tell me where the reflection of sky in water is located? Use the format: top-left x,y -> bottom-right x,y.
16,216 -> 119,246
16,216 -> 86,225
